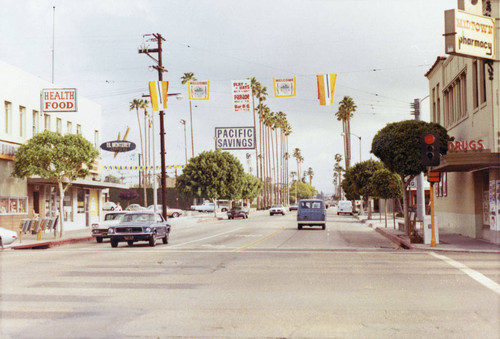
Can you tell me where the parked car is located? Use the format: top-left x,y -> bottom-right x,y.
191,202 -> 215,213
0,227 -> 18,246
289,203 -> 298,211
337,200 -> 353,215
102,201 -> 118,211
147,205 -> 183,218
107,211 -> 171,248
125,204 -> 145,211
91,211 -> 129,243
227,206 -> 249,219
269,204 -> 285,216
297,199 -> 326,230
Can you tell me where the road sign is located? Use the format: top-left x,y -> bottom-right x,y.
100,140 -> 136,153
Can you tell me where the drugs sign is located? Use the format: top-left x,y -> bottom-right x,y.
41,88 -> 78,112
215,127 -> 255,150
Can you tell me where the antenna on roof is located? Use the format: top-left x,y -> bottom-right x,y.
51,6 -> 55,84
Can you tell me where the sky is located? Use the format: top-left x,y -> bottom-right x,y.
0,0 -> 457,194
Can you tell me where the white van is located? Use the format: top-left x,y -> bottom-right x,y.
337,200 -> 353,215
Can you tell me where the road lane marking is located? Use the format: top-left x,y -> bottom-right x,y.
430,252 -> 500,295
232,227 -> 285,252
168,227 -> 243,248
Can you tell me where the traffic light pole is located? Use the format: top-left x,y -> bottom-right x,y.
412,98 -> 426,224
429,171 -> 437,247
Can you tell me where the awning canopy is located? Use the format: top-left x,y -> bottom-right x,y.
27,177 -> 128,190
432,151 -> 500,172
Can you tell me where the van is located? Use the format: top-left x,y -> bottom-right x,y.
337,200 -> 353,215
297,199 -> 326,230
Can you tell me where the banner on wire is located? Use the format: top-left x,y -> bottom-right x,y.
316,74 -> 337,106
273,77 -> 296,97
232,80 -> 252,112
188,80 -> 210,100
148,81 -> 169,111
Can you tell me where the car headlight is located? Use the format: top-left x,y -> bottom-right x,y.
108,228 -> 114,234
145,227 -> 151,232
91,224 -> 98,229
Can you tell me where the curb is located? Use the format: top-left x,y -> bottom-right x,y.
375,227 -> 414,250
10,236 -> 94,250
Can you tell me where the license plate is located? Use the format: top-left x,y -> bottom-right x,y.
124,236 -> 134,241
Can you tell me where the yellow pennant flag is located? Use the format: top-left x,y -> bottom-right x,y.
316,74 -> 337,105
148,81 -> 169,111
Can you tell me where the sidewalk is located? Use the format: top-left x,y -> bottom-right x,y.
361,216 -> 500,253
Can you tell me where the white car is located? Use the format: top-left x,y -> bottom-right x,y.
91,211 -> 129,243
0,227 -> 18,246
147,205 -> 183,218
269,204 -> 286,216
102,201 -> 118,211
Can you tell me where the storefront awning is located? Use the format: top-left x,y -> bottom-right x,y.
27,177 -> 128,190
432,152 -> 500,172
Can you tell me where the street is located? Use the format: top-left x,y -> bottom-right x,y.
1,208 -> 499,338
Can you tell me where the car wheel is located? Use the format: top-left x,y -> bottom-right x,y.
162,232 -> 169,244
172,212 -> 180,218
298,224 -> 302,230
96,237 -> 103,243
127,240 -> 134,246
322,225 -> 326,230
337,212 -> 340,215
111,239 -> 118,248
149,235 -> 156,247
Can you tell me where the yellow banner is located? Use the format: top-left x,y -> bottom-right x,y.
148,81 -> 169,111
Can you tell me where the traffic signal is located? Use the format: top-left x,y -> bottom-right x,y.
421,133 -> 440,166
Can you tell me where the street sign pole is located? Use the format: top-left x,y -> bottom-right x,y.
429,167 -> 437,247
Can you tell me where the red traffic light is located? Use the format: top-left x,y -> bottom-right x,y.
424,134 -> 435,144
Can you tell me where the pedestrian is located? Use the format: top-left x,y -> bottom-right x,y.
116,202 -> 122,211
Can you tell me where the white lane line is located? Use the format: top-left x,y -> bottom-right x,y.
430,252 -> 500,295
168,227 -> 244,248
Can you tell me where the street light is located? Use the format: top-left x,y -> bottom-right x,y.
180,119 -> 187,164
341,132 -> 362,163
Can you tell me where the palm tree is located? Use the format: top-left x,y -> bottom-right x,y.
130,98 -> 145,200
181,72 -> 197,157
334,153 -> 343,199
306,167 -> 314,185
335,96 -> 357,169
293,148 -> 303,183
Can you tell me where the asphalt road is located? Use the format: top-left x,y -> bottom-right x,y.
1,209 -> 499,338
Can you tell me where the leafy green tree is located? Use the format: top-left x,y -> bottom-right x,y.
176,150 -> 245,217
289,181 -> 317,202
341,159 -> 384,219
370,169 -> 402,228
371,120 -> 451,233
241,173 -> 263,205
12,131 -> 99,237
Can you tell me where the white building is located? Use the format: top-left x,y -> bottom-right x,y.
425,0 -> 500,244
0,60 -> 124,232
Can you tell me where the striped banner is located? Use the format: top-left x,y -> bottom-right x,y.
316,74 -> 337,106
104,165 -> 185,170
148,81 -> 169,111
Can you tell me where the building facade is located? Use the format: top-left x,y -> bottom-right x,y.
425,0 -> 500,244
0,60 -> 123,232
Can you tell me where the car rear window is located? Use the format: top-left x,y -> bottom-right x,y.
300,201 -> 323,209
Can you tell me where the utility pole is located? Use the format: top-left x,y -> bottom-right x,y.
411,97 -> 426,225
139,33 -> 168,220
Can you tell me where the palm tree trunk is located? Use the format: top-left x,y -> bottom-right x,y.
189,101 -> 194,157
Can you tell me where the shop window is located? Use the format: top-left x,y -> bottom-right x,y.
94,130 -> 99,148
32,110 -> 39,136
56,118 -> 62,134
0,196 -> 28,215
76,124 -> 82,135
19,105 -> 26,137
443,70 -> 467,127
4,101 -> 12,134
44,114 -> 51,131
77,188 -> 85,213
67,121 -> 72,134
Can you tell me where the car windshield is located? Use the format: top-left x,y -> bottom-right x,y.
104,213 -> 125,221
122,213 -> 155,223
272,205 -> 283,208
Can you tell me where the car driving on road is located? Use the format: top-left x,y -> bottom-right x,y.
269,204 -> 285,216
147,205 -> 183,218
297,199 -> 326,230
227,206 -> 249,219
107,211 -> 170,248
